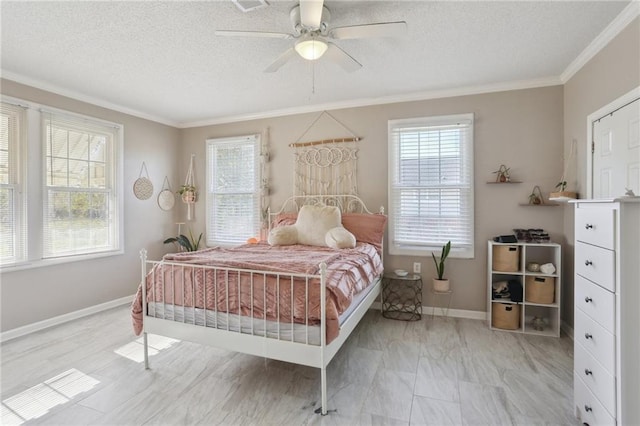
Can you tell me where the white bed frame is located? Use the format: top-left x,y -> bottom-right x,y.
139,195 -> 383,415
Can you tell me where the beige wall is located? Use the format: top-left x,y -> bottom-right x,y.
0,79 -> 180,332
562,17 -> 640,327
181,86 -> 565,314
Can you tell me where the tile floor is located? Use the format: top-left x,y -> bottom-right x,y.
1,306 -> 577,425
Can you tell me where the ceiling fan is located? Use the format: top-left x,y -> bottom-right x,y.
216,0 -> 407,73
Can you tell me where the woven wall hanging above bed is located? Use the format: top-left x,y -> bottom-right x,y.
290,111 -> 361,197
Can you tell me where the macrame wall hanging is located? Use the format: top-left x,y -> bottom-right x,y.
290,111 -> 361,197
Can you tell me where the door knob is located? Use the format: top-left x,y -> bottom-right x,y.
585,224 -> 593,229
584,405 -> 593,413
584,369 -> 593,376
585,333 -> 593,339
585,297 -> 593,303
585,260 -> 593,266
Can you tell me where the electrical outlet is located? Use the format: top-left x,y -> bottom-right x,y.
413,262 -> 421,273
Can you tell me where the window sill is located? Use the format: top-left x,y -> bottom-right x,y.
0,249 -> 124,273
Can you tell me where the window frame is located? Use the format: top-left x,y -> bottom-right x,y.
387,113 -> 475,259
205,134 -> 262,247
0,101 -> 27,266
0,97 -> 124,271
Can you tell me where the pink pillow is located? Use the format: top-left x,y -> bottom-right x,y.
341,213 -> 387,249
272,213 -> 297,228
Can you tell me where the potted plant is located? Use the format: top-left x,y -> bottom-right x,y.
177,184 -> 197,203
432,241 -> 451,292
493,164 -> 511,182
163,228 -> 203,252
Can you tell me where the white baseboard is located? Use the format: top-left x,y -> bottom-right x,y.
0,295 -> 134,343
371,301 -> 486,321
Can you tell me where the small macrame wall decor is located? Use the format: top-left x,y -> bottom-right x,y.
179,154 -> 197,220
133,162 -> 153,200
157,176 -> 175,211
290,111 -> 361,198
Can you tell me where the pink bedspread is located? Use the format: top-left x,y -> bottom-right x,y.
131,242 -> 383,343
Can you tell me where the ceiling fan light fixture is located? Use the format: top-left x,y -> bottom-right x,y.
295,36 -> 328,60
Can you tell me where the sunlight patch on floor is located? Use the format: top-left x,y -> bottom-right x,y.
114,334 -> 180,363
1,368 -> 100,425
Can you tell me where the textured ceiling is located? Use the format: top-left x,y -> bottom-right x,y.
0,1 -> 632,127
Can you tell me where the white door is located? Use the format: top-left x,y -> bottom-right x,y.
592,98 -> 640,198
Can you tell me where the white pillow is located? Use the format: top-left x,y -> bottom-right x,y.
325,226 -> 356,249
295,205 -> 341,247
267,225 -> 298,246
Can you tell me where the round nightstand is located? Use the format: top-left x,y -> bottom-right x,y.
381,272 -> 423,321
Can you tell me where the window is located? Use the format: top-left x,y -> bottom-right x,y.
388,113 -> 474,258
42,111 -> 121,258
0,98 -> 123,269
206,134 -> 261,246
0,102 -> 26,265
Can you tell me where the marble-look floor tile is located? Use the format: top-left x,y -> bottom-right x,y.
410,395 -> 462,425
361,369 -> 415,422
1,306 -> 577,426
414,355 -> 460,402
459,381 -> 515,425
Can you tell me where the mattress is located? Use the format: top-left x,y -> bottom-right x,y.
146,277 -> 379,346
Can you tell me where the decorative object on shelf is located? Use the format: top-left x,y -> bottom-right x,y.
180,154 -> 197,220
540,262 -> 556,275
526,262 -> 540,272
528,185 -> 544,205
163,227 -> 203,252
549,138 -> 578,201
157,176 -> 175,211
432,241 -> 451,292
492,164 -> 511,182
531,316 -> 546,331
624,187 -> 636,196
133,162 -> 153,200
394,269 -> 408,277
513,228 -> 551,243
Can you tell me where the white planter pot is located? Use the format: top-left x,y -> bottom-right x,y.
433,278 -> 450,292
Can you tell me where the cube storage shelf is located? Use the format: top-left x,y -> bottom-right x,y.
487,240 -> 561,337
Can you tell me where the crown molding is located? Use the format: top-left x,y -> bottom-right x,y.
179,76 -> 563,128
561,1 -> 640,83
1,70 -> 178,127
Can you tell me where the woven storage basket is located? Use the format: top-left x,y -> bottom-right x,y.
491,302 -> 520,330
525,275 -> 555,304
492,245 -> 520,272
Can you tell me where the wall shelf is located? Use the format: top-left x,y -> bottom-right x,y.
518,203 -> 559,207
486,181 -> 522,184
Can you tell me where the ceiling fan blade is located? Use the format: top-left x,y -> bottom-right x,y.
264,47 -> 297,73
324,43 -> 361,73
299,0 -> 324,29
215,30 -> 293,39
330,21 -> 407,40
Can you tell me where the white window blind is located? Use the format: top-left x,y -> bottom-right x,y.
42,111 -> 120,258
206,134 -> 261,246
388,113 -> 474,258
1,102 -> 26,265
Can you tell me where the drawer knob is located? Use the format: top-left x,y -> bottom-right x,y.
584,368 -> 593,376
584,260 -> 593,266
584,296 -> 593,303
585,224 -> 593,229
584,405 -> 593,413
585,333 -> 593,339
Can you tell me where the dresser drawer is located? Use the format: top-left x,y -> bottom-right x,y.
574,343 -> 616,416
575,205 -> 615,250
575,242 -> 616,292
574,372 -> 616,426
575,275 -> 615,333
574,309 -> 615,375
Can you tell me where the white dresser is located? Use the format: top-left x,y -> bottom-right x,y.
572,199 -> 640,426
